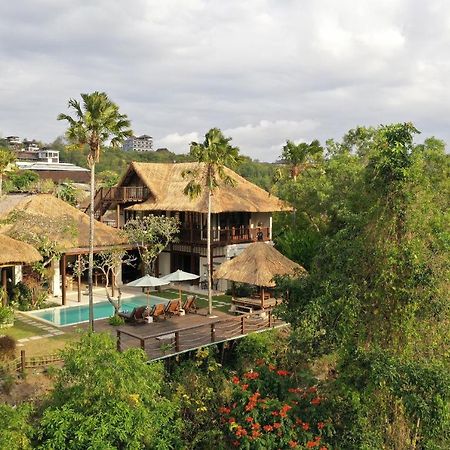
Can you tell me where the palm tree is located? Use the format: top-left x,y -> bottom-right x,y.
183,128 -> 241,316
281,139 -> 323,180
0,147 -> 16,196
58,92 -> 132,331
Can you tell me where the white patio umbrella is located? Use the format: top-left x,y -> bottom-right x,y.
126,275 -> 170,307
160,269 -> 200,299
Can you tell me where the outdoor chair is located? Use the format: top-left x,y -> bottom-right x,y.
151,303 -> 167,321
118,305 -> 150,324
183,295 -> 198,314
165,299 -> 181,317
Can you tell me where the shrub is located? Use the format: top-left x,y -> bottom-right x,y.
219,361 -> 333,449
0,307 -> 14,328
0,403 -> 33,449
9,282 -> 32,311
0,335 -> 16,361
108,314 -> 124,326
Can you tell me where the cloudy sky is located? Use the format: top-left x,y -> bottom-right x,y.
0,0 -> 449,161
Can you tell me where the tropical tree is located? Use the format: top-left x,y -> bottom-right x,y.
183,128 -> 241,315
280,139 -> 323,180
0,147 -> 16,196
57,92 -> 132,331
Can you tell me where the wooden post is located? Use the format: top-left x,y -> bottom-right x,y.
240,316 -> 245,335
140,339 -> 145,351
1,268 -> 7,306
116,330 -> 121,352
20,350 -> 26,373
210,323 -> 216,342
116,204 -> 120,229
61,254 -> 67,306
175,331 -> 180,352
261,287 -> 264,309
268,310 -> 273,328
77,254 -> 82,303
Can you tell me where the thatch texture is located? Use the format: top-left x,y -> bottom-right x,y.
0,234 -> 42,266
0,194 -> 126,251
213,242 -> 306,287
122,162 -> 292,213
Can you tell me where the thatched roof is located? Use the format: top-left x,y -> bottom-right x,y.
122,162 -> 292,213
0,234 -> 42,266
0,194 -> 126,251
213,242 -> 306,287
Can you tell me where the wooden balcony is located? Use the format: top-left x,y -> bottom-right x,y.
96,186 -> 150,203
178,226 -> 271,246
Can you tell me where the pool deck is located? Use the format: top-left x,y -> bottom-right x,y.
67,309 -> 286,361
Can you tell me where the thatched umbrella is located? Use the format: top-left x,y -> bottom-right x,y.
0,234 -> 42,266
213,242 -> 306,307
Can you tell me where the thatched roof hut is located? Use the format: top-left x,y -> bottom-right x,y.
214,242 -> 306,287
0,194 -> 126,252
0,234 -> 42,266
121,162 -> 292,213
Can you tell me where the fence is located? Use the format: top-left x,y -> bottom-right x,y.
0,350 -> 62,376
116,311 -> 286,361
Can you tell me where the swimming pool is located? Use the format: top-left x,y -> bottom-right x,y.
27,295 -> 169,327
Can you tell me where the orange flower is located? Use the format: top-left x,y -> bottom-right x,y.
320,447 -> 328,450
252,430 -> 261,438
271,410 -> 279,416
317,422 -> 325,430
308,386 -> 318,393
252,423 -> 260,430
232,376 -> 240,384
263,424 -> 273,432
229,417 -> 236,423
268,364 -> 276,371
288,441 -> 298,448
246,417 -> 253,423
276,369 -> 290,376
256,358 -> 265,366
241,384 -> 249,391
306,441 -> 318,448
311,397 -> 321,406
302,422 -> 310,431
244,371 -> 260,380
219,406 -> 230,414
273,422 -> 282,429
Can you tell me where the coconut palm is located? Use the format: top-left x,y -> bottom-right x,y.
0,147 -> 16,196
183,128 -> 241,316
58,92 -> 132,331
281,139 -> 323,180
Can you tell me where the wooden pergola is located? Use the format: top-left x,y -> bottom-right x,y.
214,242 -> 306,308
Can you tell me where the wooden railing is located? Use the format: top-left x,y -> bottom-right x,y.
178,226 -> 271,245
86,186 -> 150,214
0,350 -> 62,375
116,311 -> 285,360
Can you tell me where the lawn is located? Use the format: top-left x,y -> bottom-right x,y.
2,319 -> 46,340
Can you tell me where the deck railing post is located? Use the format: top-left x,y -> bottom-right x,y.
268,310 -> 273,328
116,330 -> 121,352
175,331 -> 180,352
240,316 -> 245,335
210,323 -> 216,342
140,339 -> 145,351
20,350 -> 26,373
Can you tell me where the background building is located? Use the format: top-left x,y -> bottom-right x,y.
122,135 -> 153,152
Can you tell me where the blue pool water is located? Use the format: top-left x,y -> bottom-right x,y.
27,295 -> 169,326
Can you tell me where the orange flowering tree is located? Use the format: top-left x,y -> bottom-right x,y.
219,361 -> 333,449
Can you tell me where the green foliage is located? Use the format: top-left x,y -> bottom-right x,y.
36,332 -> 182,449
327,349 -> 450,449
0,306 -> 14,327
108,314 -> 125,326
169,347 -> 229,449
55,181 -> 80,206
6,170 -> 39,192
123,215 -> 179,274
0,147 -> 16,196
0,403 -> 33,449
97,169 -> 120,188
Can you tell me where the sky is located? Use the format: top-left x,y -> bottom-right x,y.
1,0 -> 449,162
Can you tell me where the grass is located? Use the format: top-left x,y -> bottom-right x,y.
2,319 -> 46,340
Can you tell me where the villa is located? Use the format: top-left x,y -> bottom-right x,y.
89,161 -> 292,290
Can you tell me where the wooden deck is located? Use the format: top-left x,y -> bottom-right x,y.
69,310 -> 286,361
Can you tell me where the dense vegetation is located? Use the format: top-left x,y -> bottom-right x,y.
0,122 -> 448,449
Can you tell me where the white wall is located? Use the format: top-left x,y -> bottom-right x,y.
158,252 -> 171,277
250,212 -> 271,229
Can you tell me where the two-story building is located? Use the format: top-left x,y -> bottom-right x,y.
91,162 -> 291,290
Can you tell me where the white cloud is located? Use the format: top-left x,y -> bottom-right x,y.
1,0 -> 450,159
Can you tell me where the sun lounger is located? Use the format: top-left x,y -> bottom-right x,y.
151,303 -> 167,321
118,305 -> 150,324
165,299 -> 181,317
183,295 -> 198,314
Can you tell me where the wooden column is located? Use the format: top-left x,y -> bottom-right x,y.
1,268 -> 7,306
116,204 -> 120,228
60,254 -> 67,306
261,287 -> 265,309
77,254 -> 82,303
